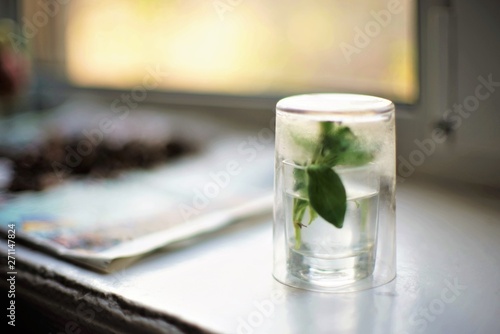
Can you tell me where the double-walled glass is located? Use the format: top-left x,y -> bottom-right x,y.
273,94 -> 396,292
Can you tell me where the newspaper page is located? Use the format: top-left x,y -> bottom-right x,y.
0,100 -> 274,272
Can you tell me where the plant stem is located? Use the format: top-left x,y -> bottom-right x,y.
292,197 -> 307,249
293,221 -> 302,250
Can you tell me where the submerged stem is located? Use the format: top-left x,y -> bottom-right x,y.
293,221 -> 302,250
292,197 -> 307,249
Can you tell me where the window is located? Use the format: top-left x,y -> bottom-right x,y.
62,0 -> 417,104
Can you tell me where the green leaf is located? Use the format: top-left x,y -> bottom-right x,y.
336,148 -> 373,166
312,122 -> 373,168
306,165 -> 347,229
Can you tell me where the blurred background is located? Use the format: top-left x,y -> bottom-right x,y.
0,0 -> 499,187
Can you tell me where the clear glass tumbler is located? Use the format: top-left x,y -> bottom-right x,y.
273,94 -> 396,292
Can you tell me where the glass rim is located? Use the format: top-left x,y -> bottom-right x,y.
276,93 -> 394,117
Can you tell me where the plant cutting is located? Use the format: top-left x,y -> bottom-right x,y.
290,122 -> 373,249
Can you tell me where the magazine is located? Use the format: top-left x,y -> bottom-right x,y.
0,100 -> 274,272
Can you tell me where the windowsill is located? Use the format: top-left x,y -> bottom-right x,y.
2,175 -> 499,333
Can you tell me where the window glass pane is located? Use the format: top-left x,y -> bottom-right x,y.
66,0 -> 418,103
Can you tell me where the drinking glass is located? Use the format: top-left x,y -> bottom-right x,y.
273,94 -> 396,292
